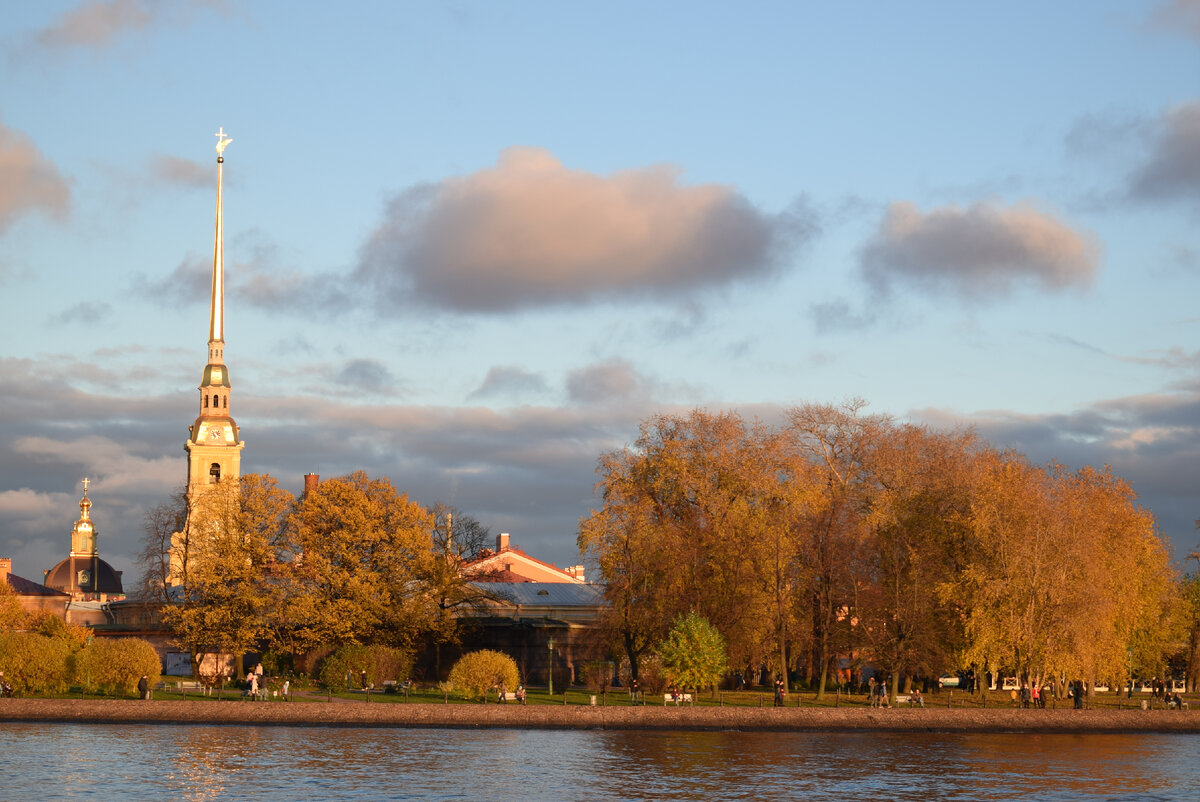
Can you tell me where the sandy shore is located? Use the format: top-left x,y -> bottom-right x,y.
1,699 -> 1198,732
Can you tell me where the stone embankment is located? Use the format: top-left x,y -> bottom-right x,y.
1,699 -> 1198,733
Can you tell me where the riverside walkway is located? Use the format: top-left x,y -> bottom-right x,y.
1,699 -> 1198,733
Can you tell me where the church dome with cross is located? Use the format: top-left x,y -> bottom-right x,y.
43,478 -> 124,602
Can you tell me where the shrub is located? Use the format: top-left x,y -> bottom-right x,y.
72,638 -> 161,697
581,660 -> 614,693
447,650 -> 519,701
317,644 -> 413,690
0,632 -> 73,695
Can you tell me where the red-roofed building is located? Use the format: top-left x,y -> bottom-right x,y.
0,558 -> 70,619
461,533 -> 586,584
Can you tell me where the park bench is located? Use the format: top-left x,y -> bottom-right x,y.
499,692 -> 519,702
894,694 -> 910,705
663,693 -> 693,705
1168,699 -> 1190,710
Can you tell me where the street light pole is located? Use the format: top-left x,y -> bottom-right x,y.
548,637 -> 555,698
1128,646 -> 1133,698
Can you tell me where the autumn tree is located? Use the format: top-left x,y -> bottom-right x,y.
781,400 -> 887,698
158,474 -> 294,678
858,425 -> 976,702
286,471 -> 437,651
580,410 -> 782,680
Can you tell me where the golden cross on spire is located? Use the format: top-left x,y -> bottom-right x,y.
81,477 -> 90,494
215,126 -> 232,155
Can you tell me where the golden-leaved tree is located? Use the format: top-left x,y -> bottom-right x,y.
286,471 -> 437,652
159,474 -> 294,678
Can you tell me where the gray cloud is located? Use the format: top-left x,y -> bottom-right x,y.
46,300 -> 112,327
335,359 -> 395,396
861,201 -> 1099,299
810,299 -> 876,334
150,154 -> 210,188
566,359 -> 651,406
1128,102 -> 1200,202
356,147 -> 818,313
0,122 -> 70,235
468,366 -> 550,401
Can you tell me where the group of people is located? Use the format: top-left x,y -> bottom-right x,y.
244,663 -> 289,701
1018,682 -> 1048,708
0,671 -> 12,698
496,683 -> 525,703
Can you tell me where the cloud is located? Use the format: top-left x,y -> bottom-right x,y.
468,366 -> 550,401
0,122 -> 70,234
46,300 -> 113,327
136,234 -> 354,318
150,154 -> 210,188
357,147 -> 816,313
809,299 -> 876,334
1127,102 -> 1200,202
1150,0 -> 1200,39
30,0 -> 224,51
566,359 -> 652,405
861,201 -> 1099,299
335,359 -> 395,396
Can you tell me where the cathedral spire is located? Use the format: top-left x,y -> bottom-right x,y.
209,127 -> 232,360
184,127 -> 244,493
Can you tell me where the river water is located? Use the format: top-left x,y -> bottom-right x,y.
4,724 -> 1195,800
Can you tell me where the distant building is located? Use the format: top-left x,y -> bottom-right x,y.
462,533 -> 586,583
1,558 -> 69,619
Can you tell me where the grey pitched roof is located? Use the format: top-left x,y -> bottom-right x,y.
471,582 -> 605,607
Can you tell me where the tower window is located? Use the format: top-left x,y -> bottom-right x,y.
204,396 -> 209,409
209,463 -> 221,482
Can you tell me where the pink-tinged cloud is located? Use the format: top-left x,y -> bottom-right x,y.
35,0 -> 155,48
1151,0 -> 1200,39
862,201 -> 1098,299
32,0 -> 224,50
0,123 -> 70,234
1128,101 -> 1200,201
357,147 -> 815,312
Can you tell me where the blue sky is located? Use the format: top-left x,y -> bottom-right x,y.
2,0 -> 1198,583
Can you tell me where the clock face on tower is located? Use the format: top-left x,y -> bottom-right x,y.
208,426 -> 224,441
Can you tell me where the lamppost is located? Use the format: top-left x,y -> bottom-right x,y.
547,637 -> 556,698
1128,646 -> 1134,699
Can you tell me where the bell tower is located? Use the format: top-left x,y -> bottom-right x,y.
184,127 -> 245,499
170,129 -> 245,586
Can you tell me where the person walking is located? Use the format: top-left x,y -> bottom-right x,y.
773,677 -> 785,707
137,675 -> 150,701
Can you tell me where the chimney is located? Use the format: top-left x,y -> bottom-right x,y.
567,565 -> 586,582
0,558 -> 10,586
304,473 -> 320,495
497,532 -> 510,552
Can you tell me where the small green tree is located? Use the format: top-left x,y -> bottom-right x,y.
657,612 -> 727,695
72,638 -> 161,697
447,649 -> 520,701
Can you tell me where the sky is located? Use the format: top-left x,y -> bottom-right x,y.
1,1 -> 1198,586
